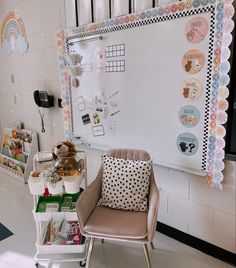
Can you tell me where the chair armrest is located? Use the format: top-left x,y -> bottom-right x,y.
147,169 -> 159,242
76,166 -> 103,232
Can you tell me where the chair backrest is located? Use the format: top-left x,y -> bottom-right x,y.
106,148 -> 151,161
105,148 -> 158,242
105,148 -> 155,193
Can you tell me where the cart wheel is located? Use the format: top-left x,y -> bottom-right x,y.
35,263 -> 39,267
80,260 -> 86,267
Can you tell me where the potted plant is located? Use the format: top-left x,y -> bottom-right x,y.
40,167 -> 63,195
28,170 -> 45,195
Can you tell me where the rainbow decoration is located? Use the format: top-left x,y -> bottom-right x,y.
0,10 -> 28,56
58,0 -> 234,189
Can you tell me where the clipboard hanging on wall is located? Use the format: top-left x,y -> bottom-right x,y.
57,0 -> 235,190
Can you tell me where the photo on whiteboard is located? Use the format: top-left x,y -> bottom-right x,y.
185,17 -> 209,44
93,112 -> 100,124
107,120 -> 116,135
105,44 -> 125,58
182,49 -> 205,74
182,79 -> 203,101
178,105 -> 200,128
96,63 -> 104,74
95,47 -> 104,61
80,56 -> 92,72
72,78 -> 79,88
176,133 -> 198,156
92,125 -> 105,137
77,96 -> 86,111
82,114 -> 91,125
105,60 -> 125,72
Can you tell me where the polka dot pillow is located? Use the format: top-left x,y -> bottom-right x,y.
97,155 -> 152,211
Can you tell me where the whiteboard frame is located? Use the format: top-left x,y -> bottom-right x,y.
57,0 -> 235,188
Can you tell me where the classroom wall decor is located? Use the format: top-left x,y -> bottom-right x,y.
57,0 -> 235,189
0,9 -> 29,56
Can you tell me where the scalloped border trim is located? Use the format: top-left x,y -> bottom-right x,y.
57,0 -> 234,189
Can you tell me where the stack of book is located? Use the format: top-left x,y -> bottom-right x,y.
42,219 -> 83,246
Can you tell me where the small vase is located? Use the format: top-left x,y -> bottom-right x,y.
63,174 -> 83,194
47,180 -> 63,195
28,176 -> 45,195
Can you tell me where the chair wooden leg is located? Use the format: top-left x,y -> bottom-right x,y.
143,243 -> 151,268
150,242 -> 155,249
86,237 -> 95,268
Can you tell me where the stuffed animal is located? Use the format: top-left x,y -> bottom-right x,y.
52,141 -> 77,159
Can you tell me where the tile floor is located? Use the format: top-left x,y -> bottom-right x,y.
0,172 -> 234,268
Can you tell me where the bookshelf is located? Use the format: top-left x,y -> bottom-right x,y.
0,127 -> 38,183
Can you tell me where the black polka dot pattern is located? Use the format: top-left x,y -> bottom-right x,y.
97,155 -> 152,211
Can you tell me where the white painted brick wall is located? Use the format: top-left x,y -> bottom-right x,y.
168,194 -> 215,230
0,0 -> 65,150
0,0 -> 235,255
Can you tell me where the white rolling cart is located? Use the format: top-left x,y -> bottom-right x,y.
30,151 -> 88,268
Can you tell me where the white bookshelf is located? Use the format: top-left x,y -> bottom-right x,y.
0,128 -> 38,183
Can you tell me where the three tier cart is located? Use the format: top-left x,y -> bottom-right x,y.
29,150 -> 88,268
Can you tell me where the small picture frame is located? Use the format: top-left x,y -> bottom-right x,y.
77,96 -> 86,111
92,125 -> 105,137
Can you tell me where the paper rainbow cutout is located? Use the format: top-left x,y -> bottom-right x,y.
0,10 -> 28,56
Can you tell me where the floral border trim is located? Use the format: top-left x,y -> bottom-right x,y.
206,0 -> 234,189
56,30 -> 72,140
58,0 -> 234,189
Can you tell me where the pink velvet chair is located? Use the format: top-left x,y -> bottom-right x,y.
76,149 -> 159,268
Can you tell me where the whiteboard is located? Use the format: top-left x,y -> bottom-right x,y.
66,6 -> 216,175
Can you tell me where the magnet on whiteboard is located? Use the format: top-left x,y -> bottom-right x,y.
109,90 -> 119,98
72,78 -> 79,88
107,120 -> 116,135
110,101 -> 118,107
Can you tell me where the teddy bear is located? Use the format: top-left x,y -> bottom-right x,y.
52,141 -> 77,160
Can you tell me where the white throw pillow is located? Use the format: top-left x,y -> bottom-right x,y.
97,155 -> 152,211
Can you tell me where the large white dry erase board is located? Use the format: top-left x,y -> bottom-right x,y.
58,0 -> 234,183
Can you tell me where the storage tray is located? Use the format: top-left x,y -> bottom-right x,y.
33,211 -> 78,222
36,196 -> 62,213
34,193 -> 81,221
36,240 -> 86,254
36,219 -> 85,254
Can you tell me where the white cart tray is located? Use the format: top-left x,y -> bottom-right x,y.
36,241 -> 86,254
33,211 -> 78,222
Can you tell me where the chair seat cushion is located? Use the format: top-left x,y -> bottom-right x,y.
84,206 -> 148,239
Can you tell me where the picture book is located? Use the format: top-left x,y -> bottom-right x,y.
42,219 -> 83,246
0,155 -> 25,174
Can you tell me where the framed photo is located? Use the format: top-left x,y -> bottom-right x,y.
92,125 -> 105,137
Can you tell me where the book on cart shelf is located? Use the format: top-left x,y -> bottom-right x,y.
42,219 -> 83,246
0,127 -> 38,183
